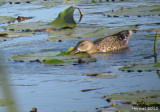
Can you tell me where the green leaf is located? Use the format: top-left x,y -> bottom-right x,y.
119,63 -> 160,72
43,59 -> 65,65
9,51 -> 61,62
3,21 -> 50,31
105,5 -> 160,17
56,47 -> 74,56
101,90 -> 160,112
66,47 -> 74,53
0,16 -> 16,24
49,6 -> 76,28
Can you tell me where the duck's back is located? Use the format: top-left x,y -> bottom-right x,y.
93,30 -> 132,52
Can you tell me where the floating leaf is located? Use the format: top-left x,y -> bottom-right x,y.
0,16 -> 16,24
105,5 -> 160,17
9,49 -> 97,65
83,72 -> 116,79
66,47 -> 74,53
47,29 -> 79,41
0,31 -> 34,41
100,90 -> 160,112
49,6 -> 76,28
9,51 -> 61,62
46,25 -> 136,41
43,59 -> 65,65
3,21 -> 51,31
56,47 -> 74,56
119,63 -> 160,72
49,6 -> 83,28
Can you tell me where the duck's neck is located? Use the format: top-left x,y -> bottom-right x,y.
87,44 -> 98,54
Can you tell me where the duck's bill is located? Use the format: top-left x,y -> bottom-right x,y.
68,48 -> 79,55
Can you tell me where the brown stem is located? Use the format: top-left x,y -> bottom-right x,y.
74,7 -> 84,22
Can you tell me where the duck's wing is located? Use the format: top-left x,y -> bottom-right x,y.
112,30 -> 131,41
93,30 -> 132,52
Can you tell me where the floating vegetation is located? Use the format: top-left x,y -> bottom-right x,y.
2,21 -> 50,31
0,16 -> 16,24
105,5 -> 160,17
9,47 -> 96,65
0,31 -> 34,42
49,6 -> 83,28
83,72 -> 116,79
43,59 -> 65,65
119,63 -> 160,72
46,26 -> 136,41
97,90 -> 160,112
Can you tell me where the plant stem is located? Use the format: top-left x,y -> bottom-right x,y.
154,33 -> 159,54
154,33 -> 159,63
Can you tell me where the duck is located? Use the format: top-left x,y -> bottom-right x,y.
69,30 -> 132,55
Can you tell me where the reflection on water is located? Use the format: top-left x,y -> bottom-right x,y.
0,0 -> 160,111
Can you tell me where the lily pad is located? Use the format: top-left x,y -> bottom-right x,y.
119,63 -> 160,72
0,16 -> 16,24
49,6 -> 76,28
56,47 -> 74,56
9,51 -> 61,62
83,72 -> 116,79
99,90 -> 160,112
46,29 -> 79,41
2,21 -> 50,31
46,25 -> 136,41
9,47 -> 96,65
43,59 -> 65,65
0,31 -> 34,41
105,5 -> 160,17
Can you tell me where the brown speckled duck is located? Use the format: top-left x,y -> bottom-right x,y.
69,30 -> 132,55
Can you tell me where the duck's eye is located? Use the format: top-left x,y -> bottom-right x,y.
80,43 -> 85,46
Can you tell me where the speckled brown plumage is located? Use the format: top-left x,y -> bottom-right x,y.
69,30 -> 132,55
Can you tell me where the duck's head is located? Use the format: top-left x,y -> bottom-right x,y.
68,39 -> 96,55
122,30 -> 132,38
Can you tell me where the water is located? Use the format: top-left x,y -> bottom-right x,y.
0,0 -> 160,112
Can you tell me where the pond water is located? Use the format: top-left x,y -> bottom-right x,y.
0,0 -> 160,112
